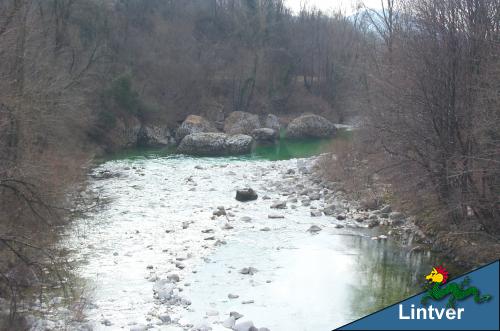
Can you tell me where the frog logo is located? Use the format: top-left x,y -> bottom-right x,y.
421,265 -> 492,308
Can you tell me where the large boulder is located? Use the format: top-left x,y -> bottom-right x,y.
137,125 -> 175,147
175,115 -> 218,142
226,134 -> 254,154
109,116 -> 142,148
263,113 -> 280,134
285,114 -> 336,139
177,132 -> 253,156
177,132 -> 226,156
251,128 -> 278,143
224,111 -> 261,135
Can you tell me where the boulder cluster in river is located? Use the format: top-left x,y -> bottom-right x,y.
175,111 -> 336,156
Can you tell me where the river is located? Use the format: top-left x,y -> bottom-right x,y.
44,137 -> 449,331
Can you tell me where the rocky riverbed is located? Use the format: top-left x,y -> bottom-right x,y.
31,152 -> 443,331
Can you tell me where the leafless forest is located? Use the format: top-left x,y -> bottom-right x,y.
0,0 -> 499,328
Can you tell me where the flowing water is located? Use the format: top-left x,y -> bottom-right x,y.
51,137 -> 450,331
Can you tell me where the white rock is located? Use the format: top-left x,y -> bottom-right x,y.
222,316 -> 236,329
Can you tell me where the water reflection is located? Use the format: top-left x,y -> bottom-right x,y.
347,236 -> 431,318
182,227 -> 450,331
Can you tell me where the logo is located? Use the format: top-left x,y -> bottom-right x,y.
421,265 -> 492,308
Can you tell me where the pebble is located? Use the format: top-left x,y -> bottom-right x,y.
222,223 -> 234,230
230,311 -> 244,320
241,300 -> 254,304
228,293 -> 239,299
271,201 -> 287,209
309,192 -> 321,200
233,320 -> 256,331
239,267 -> 258,275
307,225 -> 322,233
268,214 -> 284,219
323,204 -> 336,215
310,210 -> 322,217
167,274 -> 180,283
260,227 -> 271,231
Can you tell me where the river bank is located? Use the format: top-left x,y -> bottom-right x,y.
24,145 -> 455,331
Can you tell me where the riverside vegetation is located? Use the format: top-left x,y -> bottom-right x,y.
0,0 -> 499,330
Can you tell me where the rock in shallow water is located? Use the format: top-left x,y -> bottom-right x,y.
227,134 -> 254,154
251,128 -> 278,142
307,225 -> 322,233
239,267 -> 258,275
236,188 -> 258,202
286,114 -> 336,139
177,132 -> 253,156
310,210 -> 322,217
322,204 -> 336,215
230,311 -> 244,320
240,216 -> 252,222
159,314 -> 171,324
270,201 -> 287,209
167,274 -> 180,283
234,320 -> 255,331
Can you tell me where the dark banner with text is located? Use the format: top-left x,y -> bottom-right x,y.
336,260 -> 499,330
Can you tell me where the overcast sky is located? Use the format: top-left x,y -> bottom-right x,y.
286,0 -> 382,15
